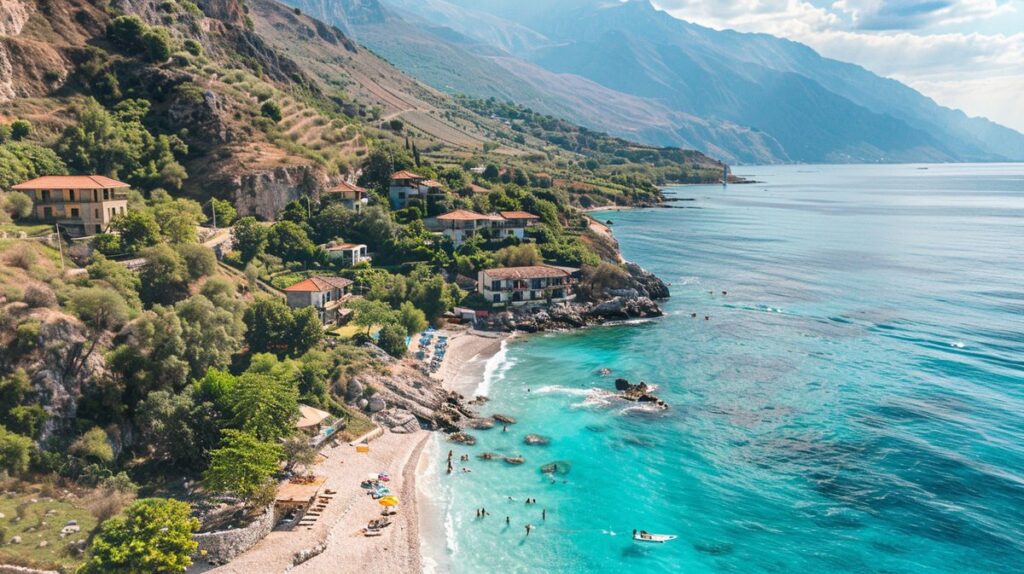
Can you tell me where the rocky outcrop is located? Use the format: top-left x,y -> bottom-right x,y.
613,378 -> 667,408
0,0 -> 30,36
623,262 -> 670,300
481,295 -> 663,333
229,166 -> 328,221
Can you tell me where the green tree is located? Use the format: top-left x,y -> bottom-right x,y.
138,244 -> 189,306
397,301 -> 428,336
70,427 -> 115,466
290,307 -> 323,358
211,198 -> 237,227
203,429 -> 283,502
68,287 -> 131,374
194,368 -> 237,415
0,425 -> 33,475
5,405 -> 46,439
142,27 -> 173,62
110,210 -> 161,253
266,220 -> 316,263
87,252 -> 142,310
79,498 -> 199,574
2,191 -> 33,219
10,120 -> 32,141
349,298 -> 396,335
233,216 -> 267,263
153,195 -> 204,243
377,323 -> 408,358
137,387 -> 218,470
175,243 -> 217,280
106,15 -> 147,53
243,297 -> 294,355
0,142 -> 67,189
175,294 -> 243,379
493,243 -> 542,267
309,203 -> 352,244
229,372 -> 298,441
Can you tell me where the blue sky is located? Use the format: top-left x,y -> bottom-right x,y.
654,0 -> 1024,132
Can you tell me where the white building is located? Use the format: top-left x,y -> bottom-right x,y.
283,276 -> 354,325
478,265 -> 579,307
323,180 -> 368,211
324,242 -> 370,267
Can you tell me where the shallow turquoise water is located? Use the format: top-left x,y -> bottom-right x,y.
423,164 -> 1024,573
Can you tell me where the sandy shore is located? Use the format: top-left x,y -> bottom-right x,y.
208,330 -> 509,573
207,431 -> 428,574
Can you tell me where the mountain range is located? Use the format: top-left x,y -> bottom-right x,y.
284,0 -> 1024,164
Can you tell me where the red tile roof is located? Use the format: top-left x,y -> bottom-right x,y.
483,266 -> 577,280
325,181 -> 365,193
438,209 -> 501,221
391,170 -> 424,180
421,179 -> 444,188
12,175 -> 130,190
499,211 -> 540,220
283,276 -> 353,292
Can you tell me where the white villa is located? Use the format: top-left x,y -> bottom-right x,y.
430,209 -> 540,246
478,265 -> 579,307
323,242 -> 370,267
283,276 -> 354,325
388,170 -> 446,210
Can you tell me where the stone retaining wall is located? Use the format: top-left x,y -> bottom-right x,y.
0,566 -> 59,574
192,504 -> 276,567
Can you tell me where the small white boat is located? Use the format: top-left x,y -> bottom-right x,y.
632,530 -> 677,543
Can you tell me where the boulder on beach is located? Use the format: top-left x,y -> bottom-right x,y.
504,456 -> 525,465
524,434 -> 551,446
449,432 -> 476,445
540,461 -> 571,476
492,414 -> 517,424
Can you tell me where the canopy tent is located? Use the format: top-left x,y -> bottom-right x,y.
296,404 -> 332,430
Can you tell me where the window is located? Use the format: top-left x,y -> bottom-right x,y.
493,294 -> 501,303
95,208 -> 100,218
70,208 -> 79,218
69,190 -> 76,201
492,280 -> 501,290
104,189 -> 110,200
43,207 -> 52,219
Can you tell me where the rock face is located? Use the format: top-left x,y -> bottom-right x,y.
613,379 -> 668,408
229,166 -> 329,221
624,262 -> 670,300
0,0 -> 31,36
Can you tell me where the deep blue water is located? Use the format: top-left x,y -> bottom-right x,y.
422,164 -> 1024,573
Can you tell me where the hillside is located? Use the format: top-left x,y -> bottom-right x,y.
315,0 -> 1024,164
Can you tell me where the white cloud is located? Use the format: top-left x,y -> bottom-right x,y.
653,0 -> 1024,131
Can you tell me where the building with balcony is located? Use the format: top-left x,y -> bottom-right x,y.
323,180 -> 368,211
323,242 -> 370,267
283,276 -> 354,325
12,175 -> 130,237
388,170 -> 446,209
431,209 -> 541,246
478,265 -> 579,307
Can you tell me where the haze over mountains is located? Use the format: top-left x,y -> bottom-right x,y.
285,0 -> 1024,165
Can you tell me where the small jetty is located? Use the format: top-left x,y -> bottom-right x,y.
614,379 -> 668,408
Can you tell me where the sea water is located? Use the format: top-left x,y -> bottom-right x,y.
421,164 -> 1024,573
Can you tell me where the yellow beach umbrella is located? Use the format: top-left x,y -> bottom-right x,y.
378,496 -> 399,507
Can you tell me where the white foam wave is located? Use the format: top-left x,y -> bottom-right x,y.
950,341 -> 966,349
533,385 -> 594,397
620,403 -> 668,416
476,339 -> 514,397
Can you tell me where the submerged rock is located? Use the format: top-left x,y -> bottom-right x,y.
477,452 -> 500,461
466,418 -> 496,430
597,368 -> 612,376
492,414 -> 517,425
540,461 -> 571,475
504,456 -> 525,465
524,434 -> 550,446
449,432 -> 476,446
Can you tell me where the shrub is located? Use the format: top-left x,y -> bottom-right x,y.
183,38 -> 203,57
106,15 -> 147,52
143,27 -> 173,62
261,100 -> 283,123
377,323 -> 408,358
2,191 -> 32,219
92,233 -> 123,256
10,120 -> 31,141
22,283 -> 57,308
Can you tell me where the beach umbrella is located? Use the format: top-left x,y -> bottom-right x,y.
378,496 -> 399,507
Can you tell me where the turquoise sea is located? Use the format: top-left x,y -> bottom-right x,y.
420,164 -> 1024,573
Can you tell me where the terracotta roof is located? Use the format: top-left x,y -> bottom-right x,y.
12,175 -> 130,190
325,181 -> 365,193
283,276 -> 353,292
437,209 -> 500,221
469,184 -> 491,194
483,265 -> 577,280
421,179 -> 444,188
391,170 -> 424,180
324,243 -> 365,251
499,211 -> 540,220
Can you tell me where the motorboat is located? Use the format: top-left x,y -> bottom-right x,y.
632,530 -> 677,543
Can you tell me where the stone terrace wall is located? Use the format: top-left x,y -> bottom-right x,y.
192,504 -> 276,567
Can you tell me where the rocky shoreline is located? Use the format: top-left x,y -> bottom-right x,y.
478,262 -> 670,333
